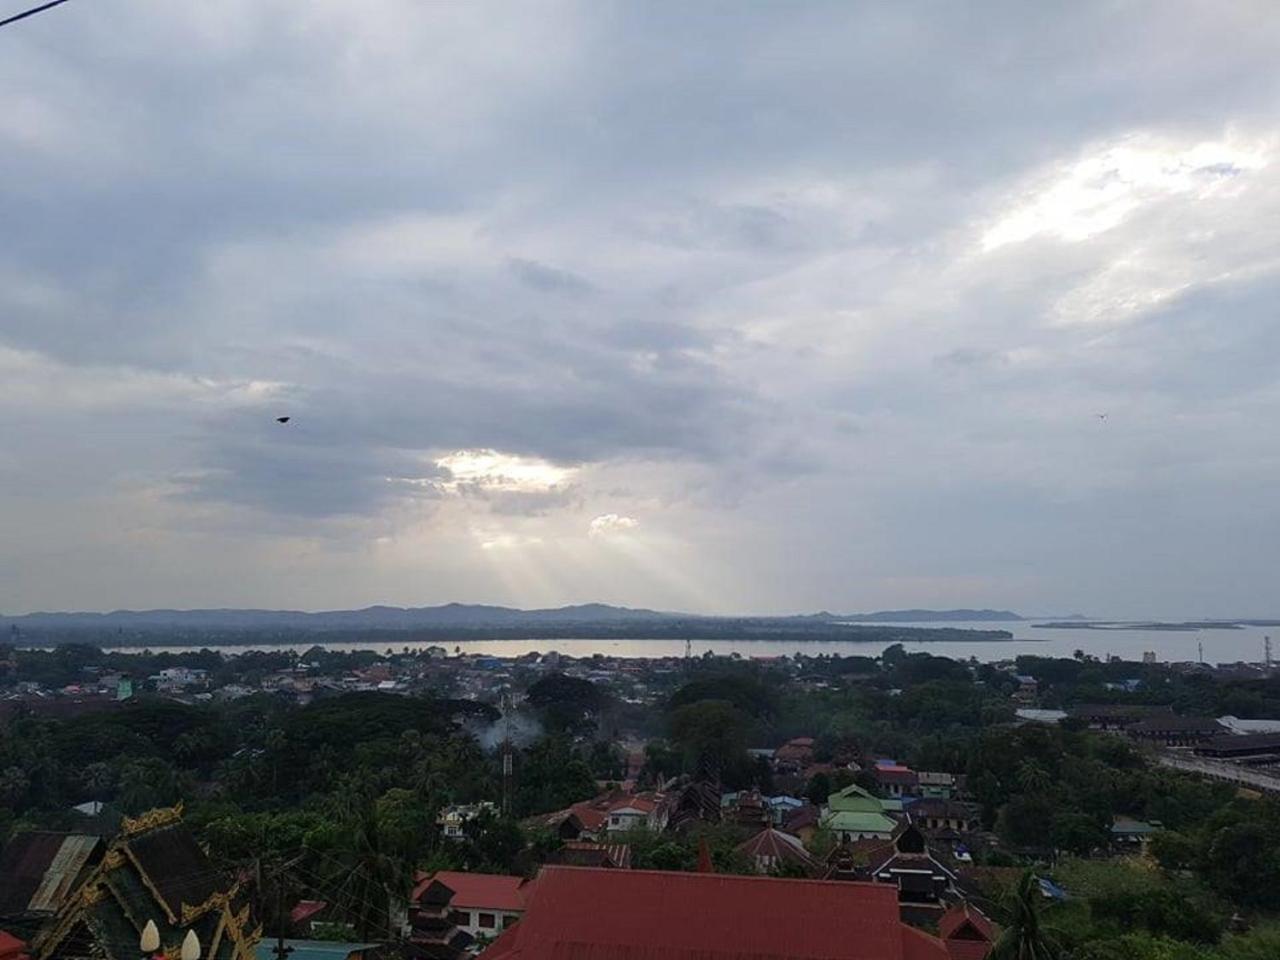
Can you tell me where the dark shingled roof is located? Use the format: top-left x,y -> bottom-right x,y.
126,823 -> 225,919
1127,715 -> 1225,735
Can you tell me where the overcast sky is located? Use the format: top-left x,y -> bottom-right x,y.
3,1 -> 1279,617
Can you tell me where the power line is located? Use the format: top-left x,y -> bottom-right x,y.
0,0 -> 71,29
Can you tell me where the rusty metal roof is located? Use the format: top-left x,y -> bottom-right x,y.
0,832 -> 103,916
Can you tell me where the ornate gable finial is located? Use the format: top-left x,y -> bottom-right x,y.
122,802 -> 185,836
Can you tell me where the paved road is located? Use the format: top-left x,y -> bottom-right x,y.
1155,751 -> 1280,794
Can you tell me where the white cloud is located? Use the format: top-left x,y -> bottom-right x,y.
589,513 -> 640,537
981,135 -> 1272,252
434,450 -> 578,494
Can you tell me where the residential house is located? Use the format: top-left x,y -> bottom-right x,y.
916,773 -> 955,800
821,784 -> 897,841
547,841 -> 631,870
406,876 -> 475,960
479,866 -> 950,960
1111,816 -> 1160,852
438,802 -> 498,841
909,799 -> 981,834
783,804 -> 822,846
152,667 -> 208,692
721,789 -> 769,828
736,827 -> 818,876
774,737 -> 816,772
766,794 -> 806,826
873,764 -> 919,800
412,872 -> 529,939
605,795 -> 668,834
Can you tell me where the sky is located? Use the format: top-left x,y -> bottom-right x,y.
3,1 -> 1279,618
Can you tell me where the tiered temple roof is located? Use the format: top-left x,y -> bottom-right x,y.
29,805 -> 258,960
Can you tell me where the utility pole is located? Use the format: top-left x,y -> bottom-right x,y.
1198,641 -> 1204,665
684,637 -> 692,660
1266,636 -> 1273,672
262,855 -> 303,960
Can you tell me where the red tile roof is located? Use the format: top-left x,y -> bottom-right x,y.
938,904 -> 996,960
481,866 -> 948,960
415,872 -> 531,913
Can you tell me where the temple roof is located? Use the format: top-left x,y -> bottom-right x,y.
31,805 -> 258,960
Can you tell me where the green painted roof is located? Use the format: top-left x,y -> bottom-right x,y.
825,783 -> 890,814
255,941 -> 377,960
820,810 -> 896,834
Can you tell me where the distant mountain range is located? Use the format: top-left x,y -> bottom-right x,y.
1,603 -> 1026,631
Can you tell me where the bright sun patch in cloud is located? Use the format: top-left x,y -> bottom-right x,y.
981,135 -> 1272,252
589,513 -> 640,537
435,449 -> 577,493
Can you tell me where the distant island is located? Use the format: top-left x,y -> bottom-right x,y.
0,603 -> 1019,647
835,608 -> 1024,623
1033,620 -> 1248,632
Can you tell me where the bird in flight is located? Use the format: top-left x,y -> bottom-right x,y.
1096,413 -> 1108,421
276,416 -> 291,424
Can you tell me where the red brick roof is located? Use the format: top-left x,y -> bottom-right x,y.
415,872 -> 530,913
481,866 -> 948,960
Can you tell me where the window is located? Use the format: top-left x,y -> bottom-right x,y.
478,913 -> 496,929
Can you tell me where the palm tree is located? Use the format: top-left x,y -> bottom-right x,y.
1015,760 -> 1052,795
322,788 -> 415,941
989,871 -> 1061,960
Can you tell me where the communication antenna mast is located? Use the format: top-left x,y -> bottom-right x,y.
501,693 -> 514,816
684,637 -> 692,659
1198,641 -> 1204,665
1266,636 -> 1273,671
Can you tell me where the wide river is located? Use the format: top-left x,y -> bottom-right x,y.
108,620 -> 1279,665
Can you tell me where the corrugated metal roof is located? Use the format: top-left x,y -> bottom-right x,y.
255,940 -> 377,960
28,835 -> 101,913
0,832 -> 103,916
481,867 -> 949,960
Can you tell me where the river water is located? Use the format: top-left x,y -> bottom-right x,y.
104,621 -> 1279,664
